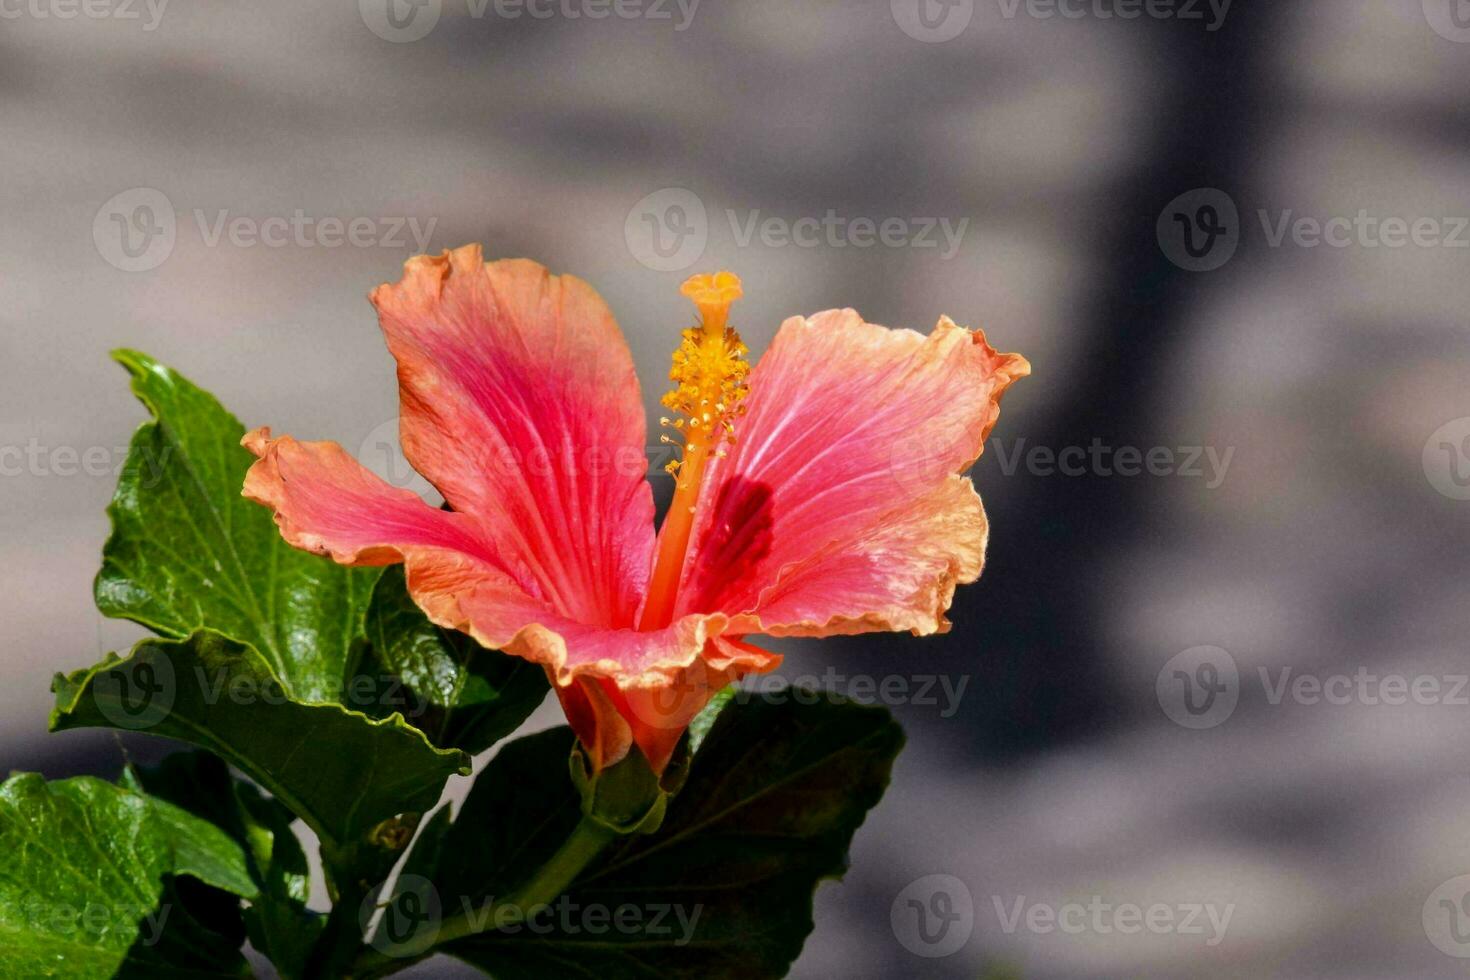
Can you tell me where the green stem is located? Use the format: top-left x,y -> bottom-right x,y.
444,812 -> 618,944
348,812 -> 619,978
307,856 -> 372,979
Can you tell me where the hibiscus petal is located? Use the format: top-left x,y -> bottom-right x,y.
242,428 -> 539,639
369,246 -> 655,630
677,311 -> 1027,635
242,428 -> 762,691
737,475 -> 987,635
241,428 -> 492,566
556,639 -> 781,774
552,675 -> 634,773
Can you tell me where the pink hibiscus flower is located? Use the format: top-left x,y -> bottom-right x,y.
242,245 -> 1028,773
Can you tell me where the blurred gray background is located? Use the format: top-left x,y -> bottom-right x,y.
5,1 -> 1470,977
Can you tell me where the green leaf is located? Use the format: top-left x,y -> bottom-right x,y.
50,630 -> 471,852
116,758 -> 257,904
116,756 -> 254,978
397,693 -> 904,979
122,752 -> 323,979
0,773 -> 256,979
94,349 -> 380,702
237,783 -> 323,980
412,729 -> 582,913
115,876 -> 251,980
685,683 -> 735,754
135,794 -> 258,901
358,566 -> 548,754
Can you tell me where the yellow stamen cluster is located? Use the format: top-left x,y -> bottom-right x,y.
659,271 -> 749,486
